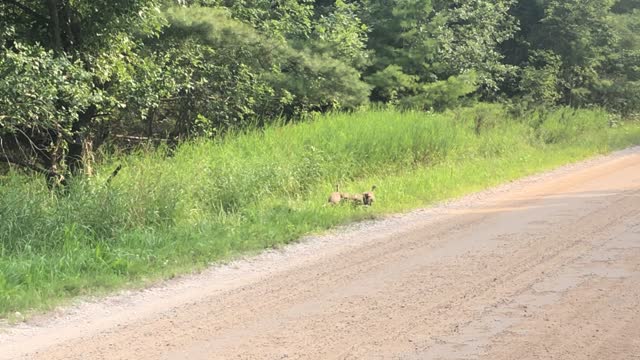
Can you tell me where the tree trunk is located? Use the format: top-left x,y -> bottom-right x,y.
46,0 -> 62,52
61,0 -> 76,49
66,105 -> 97,175
40,128 -> 67,188
147,109 -> 155,138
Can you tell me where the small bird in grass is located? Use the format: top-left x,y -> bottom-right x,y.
347,193 -> 364,205
363,185 -> 377,206
328,184 -> 344,205
328,184 -> 376,206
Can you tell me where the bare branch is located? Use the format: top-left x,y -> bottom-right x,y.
114,134 -> 169,142
15,128 -> 47,152
12,133 -> 40,164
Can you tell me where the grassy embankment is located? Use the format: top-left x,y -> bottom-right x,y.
1,104 -> 640,319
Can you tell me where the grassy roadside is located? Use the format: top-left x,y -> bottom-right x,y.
1,104 -> 640,319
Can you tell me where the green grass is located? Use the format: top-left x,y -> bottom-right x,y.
1,104 -> 640,319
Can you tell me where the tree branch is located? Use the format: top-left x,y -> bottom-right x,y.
113,134 -> 169,142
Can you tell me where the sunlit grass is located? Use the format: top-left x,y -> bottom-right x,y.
1,104 -> 639,318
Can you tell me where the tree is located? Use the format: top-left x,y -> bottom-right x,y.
309,0 -> 371,71
151,5 -> 370,136
361,0 -> 516,106
0,0 -> 164,183
505,0 -> 640,113
612,0 -> 640,13
183,0 -> 315,42
532,0 -> 616,106
430,0 -> 517,94
600,2 -> 640,114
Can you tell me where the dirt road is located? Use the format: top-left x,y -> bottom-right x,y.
2,148 -> 640,360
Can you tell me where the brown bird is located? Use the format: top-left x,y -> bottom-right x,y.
328,184 -> 343,205
345,193 -> 364,205
363,185 -> 377,206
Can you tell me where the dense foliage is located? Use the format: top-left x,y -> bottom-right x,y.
1,0 -> 640,179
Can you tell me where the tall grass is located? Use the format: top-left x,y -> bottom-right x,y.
1,104 -> 640,317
